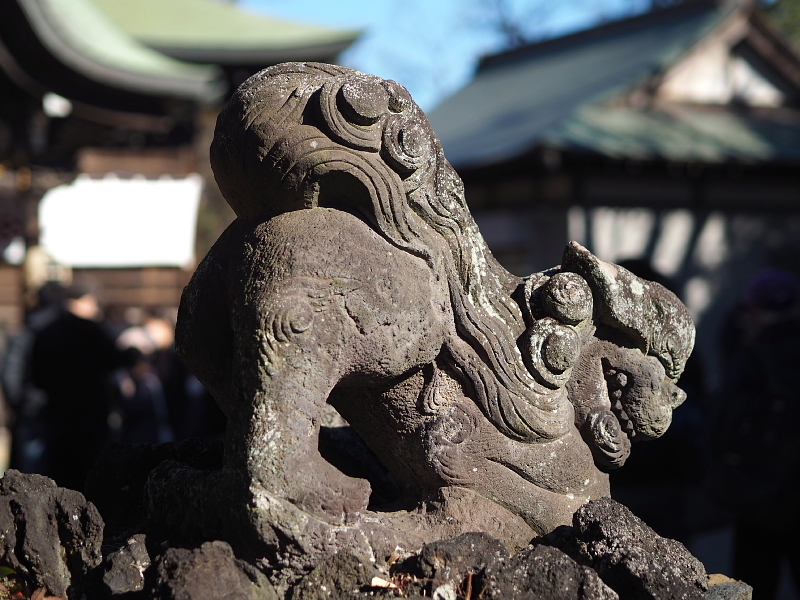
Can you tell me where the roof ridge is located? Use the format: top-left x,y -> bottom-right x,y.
9,0 -> 224,101
479,0 -> 725,72
89,0 -> 359,53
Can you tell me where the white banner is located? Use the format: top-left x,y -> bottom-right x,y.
39,173 -> 203,268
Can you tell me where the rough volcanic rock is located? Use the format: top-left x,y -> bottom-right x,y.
384,510 -> 714,600
291,551 -> 376,600
706,574 -> 753,600
416,532 -> 508,589
84,439 -> 223,549
567,498 -> 707,600
100,533 -> 151,597
150,540 -> 276,600
484,544 -> 618,600
0,470 -> 104,598
393,532 -> 615,600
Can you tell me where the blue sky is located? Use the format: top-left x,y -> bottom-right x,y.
243,0 -> 653,109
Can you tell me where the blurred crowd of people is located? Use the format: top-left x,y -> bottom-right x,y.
0,280 -> 225,492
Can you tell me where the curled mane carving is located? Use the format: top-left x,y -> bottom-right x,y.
210,62 -> 572,443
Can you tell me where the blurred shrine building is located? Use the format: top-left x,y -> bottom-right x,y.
429,0 -> 800,382
0,0 -> 358,331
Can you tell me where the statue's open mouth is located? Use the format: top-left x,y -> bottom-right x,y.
609,397 -> 636,441
603,361 -> 640,445
576,354 -> 687,471
602,353 -> 687,442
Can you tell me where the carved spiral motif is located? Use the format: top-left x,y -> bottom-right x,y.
319,76 -> 388,151
319,73 -> 436,193
269,299 -> 315,343
427,403 -> 476,484
382,116 -> 435,191
520,318 -> 581,389
383,118 -> 431,167
340,80 -> 389,125
433,404 -> 474,445
421,363 -> 449,415
317,72 -> 437,194
542,273 -> 593,325
541,328 -> 580,374
585,409 -> 631,470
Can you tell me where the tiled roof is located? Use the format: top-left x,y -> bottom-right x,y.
2,0 -> 224,102
89,0 -> 359,64
429,1 -> 746,168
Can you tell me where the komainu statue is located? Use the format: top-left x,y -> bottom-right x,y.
169,62 -> 694,587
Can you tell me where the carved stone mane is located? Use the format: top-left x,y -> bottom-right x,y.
210,62 -> 572,444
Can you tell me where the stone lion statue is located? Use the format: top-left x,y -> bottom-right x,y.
169,62 -> 694,587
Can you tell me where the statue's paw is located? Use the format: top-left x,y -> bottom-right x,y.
290,475 -> 371,526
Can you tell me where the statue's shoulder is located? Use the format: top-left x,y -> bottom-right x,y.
248,207 -> 429,277
258,206 -> 382,244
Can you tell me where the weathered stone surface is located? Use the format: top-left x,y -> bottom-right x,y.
0,470 -> 104,598
160,61 -> 696,581
151,541 -> 277,600
566,498 -> 708,600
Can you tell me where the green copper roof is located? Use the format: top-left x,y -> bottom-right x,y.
15,0 -> 223,100
545,104 -> 800,163
89,0 -> 359,62
429,2 -> 735,168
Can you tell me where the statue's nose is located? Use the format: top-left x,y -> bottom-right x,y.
666,383 -> 687,410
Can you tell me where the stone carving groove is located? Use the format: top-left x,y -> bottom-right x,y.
166,62 -> 695,587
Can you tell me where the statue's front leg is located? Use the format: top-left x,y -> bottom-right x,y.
227,289 -> 371,526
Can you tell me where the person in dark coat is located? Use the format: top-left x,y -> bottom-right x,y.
30,283 -> 134,491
